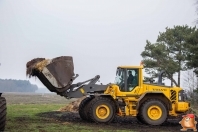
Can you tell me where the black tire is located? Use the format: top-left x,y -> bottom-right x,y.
0,97 -> 6,131
136,114 -> 146,124
139,99 -> 167,126
84,98 -> 95,122
87,96 -> 116,123
79,96 -> 94,121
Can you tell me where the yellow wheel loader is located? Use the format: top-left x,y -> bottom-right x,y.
26,56 -> 190,126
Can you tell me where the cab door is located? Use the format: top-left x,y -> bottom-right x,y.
126,68 -> 139,92
117,68 -> 140,92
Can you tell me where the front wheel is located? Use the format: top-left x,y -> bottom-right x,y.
79,96 -> 94,121
87,96 -> 116,123
139,99 -> 168,125
0,97 -> 6,131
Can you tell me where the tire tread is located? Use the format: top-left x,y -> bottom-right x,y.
79,96 -> 94,121
139,98 -> 167,126
87,96 -> 116,123
0,97 -> 6,131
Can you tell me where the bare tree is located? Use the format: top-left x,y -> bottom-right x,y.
183,69 -> 198,105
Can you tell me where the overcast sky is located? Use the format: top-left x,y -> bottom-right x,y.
0,0 -> 197,88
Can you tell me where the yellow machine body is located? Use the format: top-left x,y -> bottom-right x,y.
26,56 -> 191,125
104,64 -> 190,117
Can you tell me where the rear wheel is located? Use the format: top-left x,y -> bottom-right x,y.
79,96 -> 94,121
139,99 -> 167,125
0,97 -> 6,131
87,96 -> 116,123
136,114 -> 145,124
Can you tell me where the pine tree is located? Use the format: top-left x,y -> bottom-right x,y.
141,25 -> 196,86
185,28 -> 198,76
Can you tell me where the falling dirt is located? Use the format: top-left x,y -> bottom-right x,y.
25,56 -> 76,93
58,96 -> 86,112
26,58 -> 45,77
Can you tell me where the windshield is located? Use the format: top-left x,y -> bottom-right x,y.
114,68 -> 123,86
114,68 -> 139,92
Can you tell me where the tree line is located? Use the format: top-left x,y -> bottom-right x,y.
0,79 -> 38,93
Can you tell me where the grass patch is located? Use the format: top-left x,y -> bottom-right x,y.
5,104 -> 136,132
5,104 -> 93,132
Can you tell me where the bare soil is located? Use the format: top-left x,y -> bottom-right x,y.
2,93 -> 198,132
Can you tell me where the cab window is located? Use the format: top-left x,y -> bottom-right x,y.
115,68 -> 139,92
114,68 -> 125,91
126,69 -> 139,91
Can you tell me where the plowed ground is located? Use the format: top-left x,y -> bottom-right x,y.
38,111 -> 196,132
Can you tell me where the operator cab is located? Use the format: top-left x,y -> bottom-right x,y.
114,67 -> 139,92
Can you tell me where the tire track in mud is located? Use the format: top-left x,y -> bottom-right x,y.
37,111 -> 198,132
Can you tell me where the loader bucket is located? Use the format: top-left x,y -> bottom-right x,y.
26,56 -> 76,93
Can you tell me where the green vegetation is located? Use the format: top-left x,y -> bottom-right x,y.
5,104 -> 135,132
141,25 -> 197,87
140,25 -> 198,104
6,104 -> 89,132
0,79 -> 38,92
190,106 -> 198,116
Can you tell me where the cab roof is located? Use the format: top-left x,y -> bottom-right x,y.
117,65 -> 144,69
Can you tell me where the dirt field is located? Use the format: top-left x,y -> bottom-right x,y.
2,92 -> 76,104
2,92 -> 198,132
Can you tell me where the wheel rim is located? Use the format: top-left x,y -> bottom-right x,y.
96,105 -> 110,119
147,105 -> 162,120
